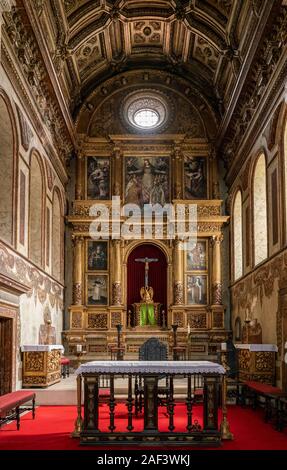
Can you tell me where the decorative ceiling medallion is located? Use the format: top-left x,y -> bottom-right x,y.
121,89 -> 171,133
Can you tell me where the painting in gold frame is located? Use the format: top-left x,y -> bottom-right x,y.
86,156 -> 111,200
186,274 -> 208,305
86,274 -> 108,306
87,240 -> 108,271
124,156 -> 170,209
184,156 -> 208,199
186,239 -> 208,271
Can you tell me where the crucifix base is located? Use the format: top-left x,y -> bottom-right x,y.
132,302 -> 161,327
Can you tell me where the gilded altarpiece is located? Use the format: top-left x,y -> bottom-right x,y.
65,136 -> 229,359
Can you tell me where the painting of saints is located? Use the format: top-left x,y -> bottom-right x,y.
125,157 -> 170,209
87,156 -> 110,199
187,241 -> 207,271
87,275 -> 108,305
87,241 -> 108,271
184,156 -> 207,199
187,275 -> 207,305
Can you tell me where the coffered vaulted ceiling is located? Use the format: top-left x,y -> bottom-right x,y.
37,0 -> 265,117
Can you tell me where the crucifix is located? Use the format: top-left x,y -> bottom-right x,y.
135,257 -> 158,287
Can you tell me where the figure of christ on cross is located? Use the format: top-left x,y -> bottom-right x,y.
135,257 -> 158,326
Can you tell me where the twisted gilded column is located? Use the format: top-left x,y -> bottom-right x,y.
173,238 -> 183,305
72,236 -> 84,305
211,234 -> 223,305
112,240 -> 122,305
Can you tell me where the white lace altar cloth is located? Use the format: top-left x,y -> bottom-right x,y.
76,360 -> 225,375
235,344 -> 278,352
21,344 -> 64,352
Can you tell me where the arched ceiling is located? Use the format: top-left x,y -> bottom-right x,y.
40,0 -> 256,117
3,0 -> 282,177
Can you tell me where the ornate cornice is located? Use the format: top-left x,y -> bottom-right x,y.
1,38 -> 68,185
221,2 -> 287,187
2,4 -> 75,165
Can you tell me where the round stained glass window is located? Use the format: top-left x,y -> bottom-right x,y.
134,109 -> 159,128
122,90 -> 169,132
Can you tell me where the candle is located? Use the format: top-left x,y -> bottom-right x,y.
187,323 -> 191,335
76,344 -> 82,353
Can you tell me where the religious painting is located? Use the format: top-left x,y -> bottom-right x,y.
124,156 -> 170,209
87,241 -> 108,271
184,156 -> 207,199
186,275 -> 208,305
86,274 -> 108,306
87,156 -> 110,200
186,240 -> 207,271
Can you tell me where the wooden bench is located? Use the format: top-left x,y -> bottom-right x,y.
0,391 -> 36,430
243,381 -> 287,422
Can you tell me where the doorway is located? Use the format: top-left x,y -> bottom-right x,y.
0,317 -> 13,395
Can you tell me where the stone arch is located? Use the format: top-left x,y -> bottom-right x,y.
232,189 -> 243,281
0,90 -> 18,246
52,187 -> 64,281
252,152 -> 268,266
28,150 -> 46,267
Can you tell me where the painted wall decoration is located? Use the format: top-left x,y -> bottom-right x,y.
124,157 -> 170,208
86,274 -> 108,305
87,241 -> 108,271
87,156 -> 110,199
186,240 -> 207,271
186,275 -> 208,305
184,156 -> 207,199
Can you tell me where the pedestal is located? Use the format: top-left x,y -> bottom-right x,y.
21,345 -> 64,387
236,344 -> 278,385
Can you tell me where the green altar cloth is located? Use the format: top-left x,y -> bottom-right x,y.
140,303 -> 156,326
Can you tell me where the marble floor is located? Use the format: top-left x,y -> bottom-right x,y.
23,374 -> 193,405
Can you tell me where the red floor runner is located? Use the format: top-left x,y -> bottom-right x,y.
0,404 -> 287,450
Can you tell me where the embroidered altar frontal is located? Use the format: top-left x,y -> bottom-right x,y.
74,360 -> 226,446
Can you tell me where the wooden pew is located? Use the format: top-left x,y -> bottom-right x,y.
0,391 -> 36,430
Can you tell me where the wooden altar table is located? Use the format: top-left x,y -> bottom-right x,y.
73,360 -> 228,446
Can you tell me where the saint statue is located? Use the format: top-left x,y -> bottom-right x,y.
39,306 -> 56,345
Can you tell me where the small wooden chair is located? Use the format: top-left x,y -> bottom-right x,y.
135,337 -> 169,415
60,357 -> 70,378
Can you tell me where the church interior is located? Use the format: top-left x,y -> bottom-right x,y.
0,0 -> 287,451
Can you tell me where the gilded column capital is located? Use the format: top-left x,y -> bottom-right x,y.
113,146 -> 122,159
72,235 -> 84,246
211,233 -> 224,245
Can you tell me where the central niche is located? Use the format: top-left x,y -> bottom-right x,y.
122,90 -> 170,132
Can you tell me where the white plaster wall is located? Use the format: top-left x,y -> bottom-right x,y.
20,293 -> 63,345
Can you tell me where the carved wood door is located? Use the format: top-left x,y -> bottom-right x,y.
0,317 -> 13,396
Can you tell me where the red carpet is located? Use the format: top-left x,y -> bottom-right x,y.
0,404 -> 287,450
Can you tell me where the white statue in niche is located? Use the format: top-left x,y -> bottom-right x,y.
38,305 -> 56,345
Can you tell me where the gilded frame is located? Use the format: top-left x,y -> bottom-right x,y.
86,156 -> 111,200
86,273 -> 109,306
86,239 -> 109,272
185,273 -> 209,306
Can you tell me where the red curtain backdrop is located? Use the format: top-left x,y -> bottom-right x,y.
127,244 -> 167,311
